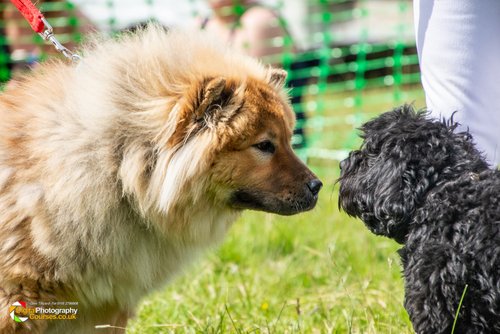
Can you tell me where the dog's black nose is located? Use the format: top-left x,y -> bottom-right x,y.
307,179 -> 323,196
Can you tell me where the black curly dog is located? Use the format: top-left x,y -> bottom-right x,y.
338,105 -> 500,334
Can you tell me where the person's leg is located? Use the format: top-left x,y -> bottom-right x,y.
414,0 -> 500,166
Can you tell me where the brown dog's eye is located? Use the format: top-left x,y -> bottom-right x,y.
253,140 -> 275,154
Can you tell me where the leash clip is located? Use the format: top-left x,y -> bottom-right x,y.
39,17 -> 81,62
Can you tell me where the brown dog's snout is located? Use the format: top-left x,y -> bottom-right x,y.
307,179 -> 323,196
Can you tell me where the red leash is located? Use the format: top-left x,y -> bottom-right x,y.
9,0 -> 81,61
10,0 -> 45,33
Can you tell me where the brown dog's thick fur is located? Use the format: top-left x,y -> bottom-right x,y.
0,26 -> 321,333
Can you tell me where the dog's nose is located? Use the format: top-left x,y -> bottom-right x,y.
307,179 -> 323,196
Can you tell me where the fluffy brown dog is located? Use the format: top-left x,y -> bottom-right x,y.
0,26 -> 322,333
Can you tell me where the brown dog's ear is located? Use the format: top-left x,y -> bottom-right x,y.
195,77 -> 227,121
194,77 -> 245,126
267,68 -> 287,90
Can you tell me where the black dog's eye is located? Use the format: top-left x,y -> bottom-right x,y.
253,140 -> 275,154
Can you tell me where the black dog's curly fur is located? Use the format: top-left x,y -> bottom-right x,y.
338,105 -> 500,334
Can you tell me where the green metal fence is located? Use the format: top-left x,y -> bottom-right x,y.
0,0 -> 424,169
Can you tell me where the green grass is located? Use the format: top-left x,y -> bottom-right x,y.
126,180 -> 412,333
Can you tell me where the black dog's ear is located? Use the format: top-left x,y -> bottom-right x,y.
338,150 -> 408,242
351,156 -> 414,244
194,77 -> 245,125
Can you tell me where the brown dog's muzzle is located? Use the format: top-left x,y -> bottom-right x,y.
229,152 -> 322,215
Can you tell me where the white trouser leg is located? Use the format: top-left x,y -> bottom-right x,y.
414,0 -> 500,166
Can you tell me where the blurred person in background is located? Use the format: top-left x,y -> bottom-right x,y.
198,0 -> 316,149
199,0 -> 290,62
414,0 -> 500,166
